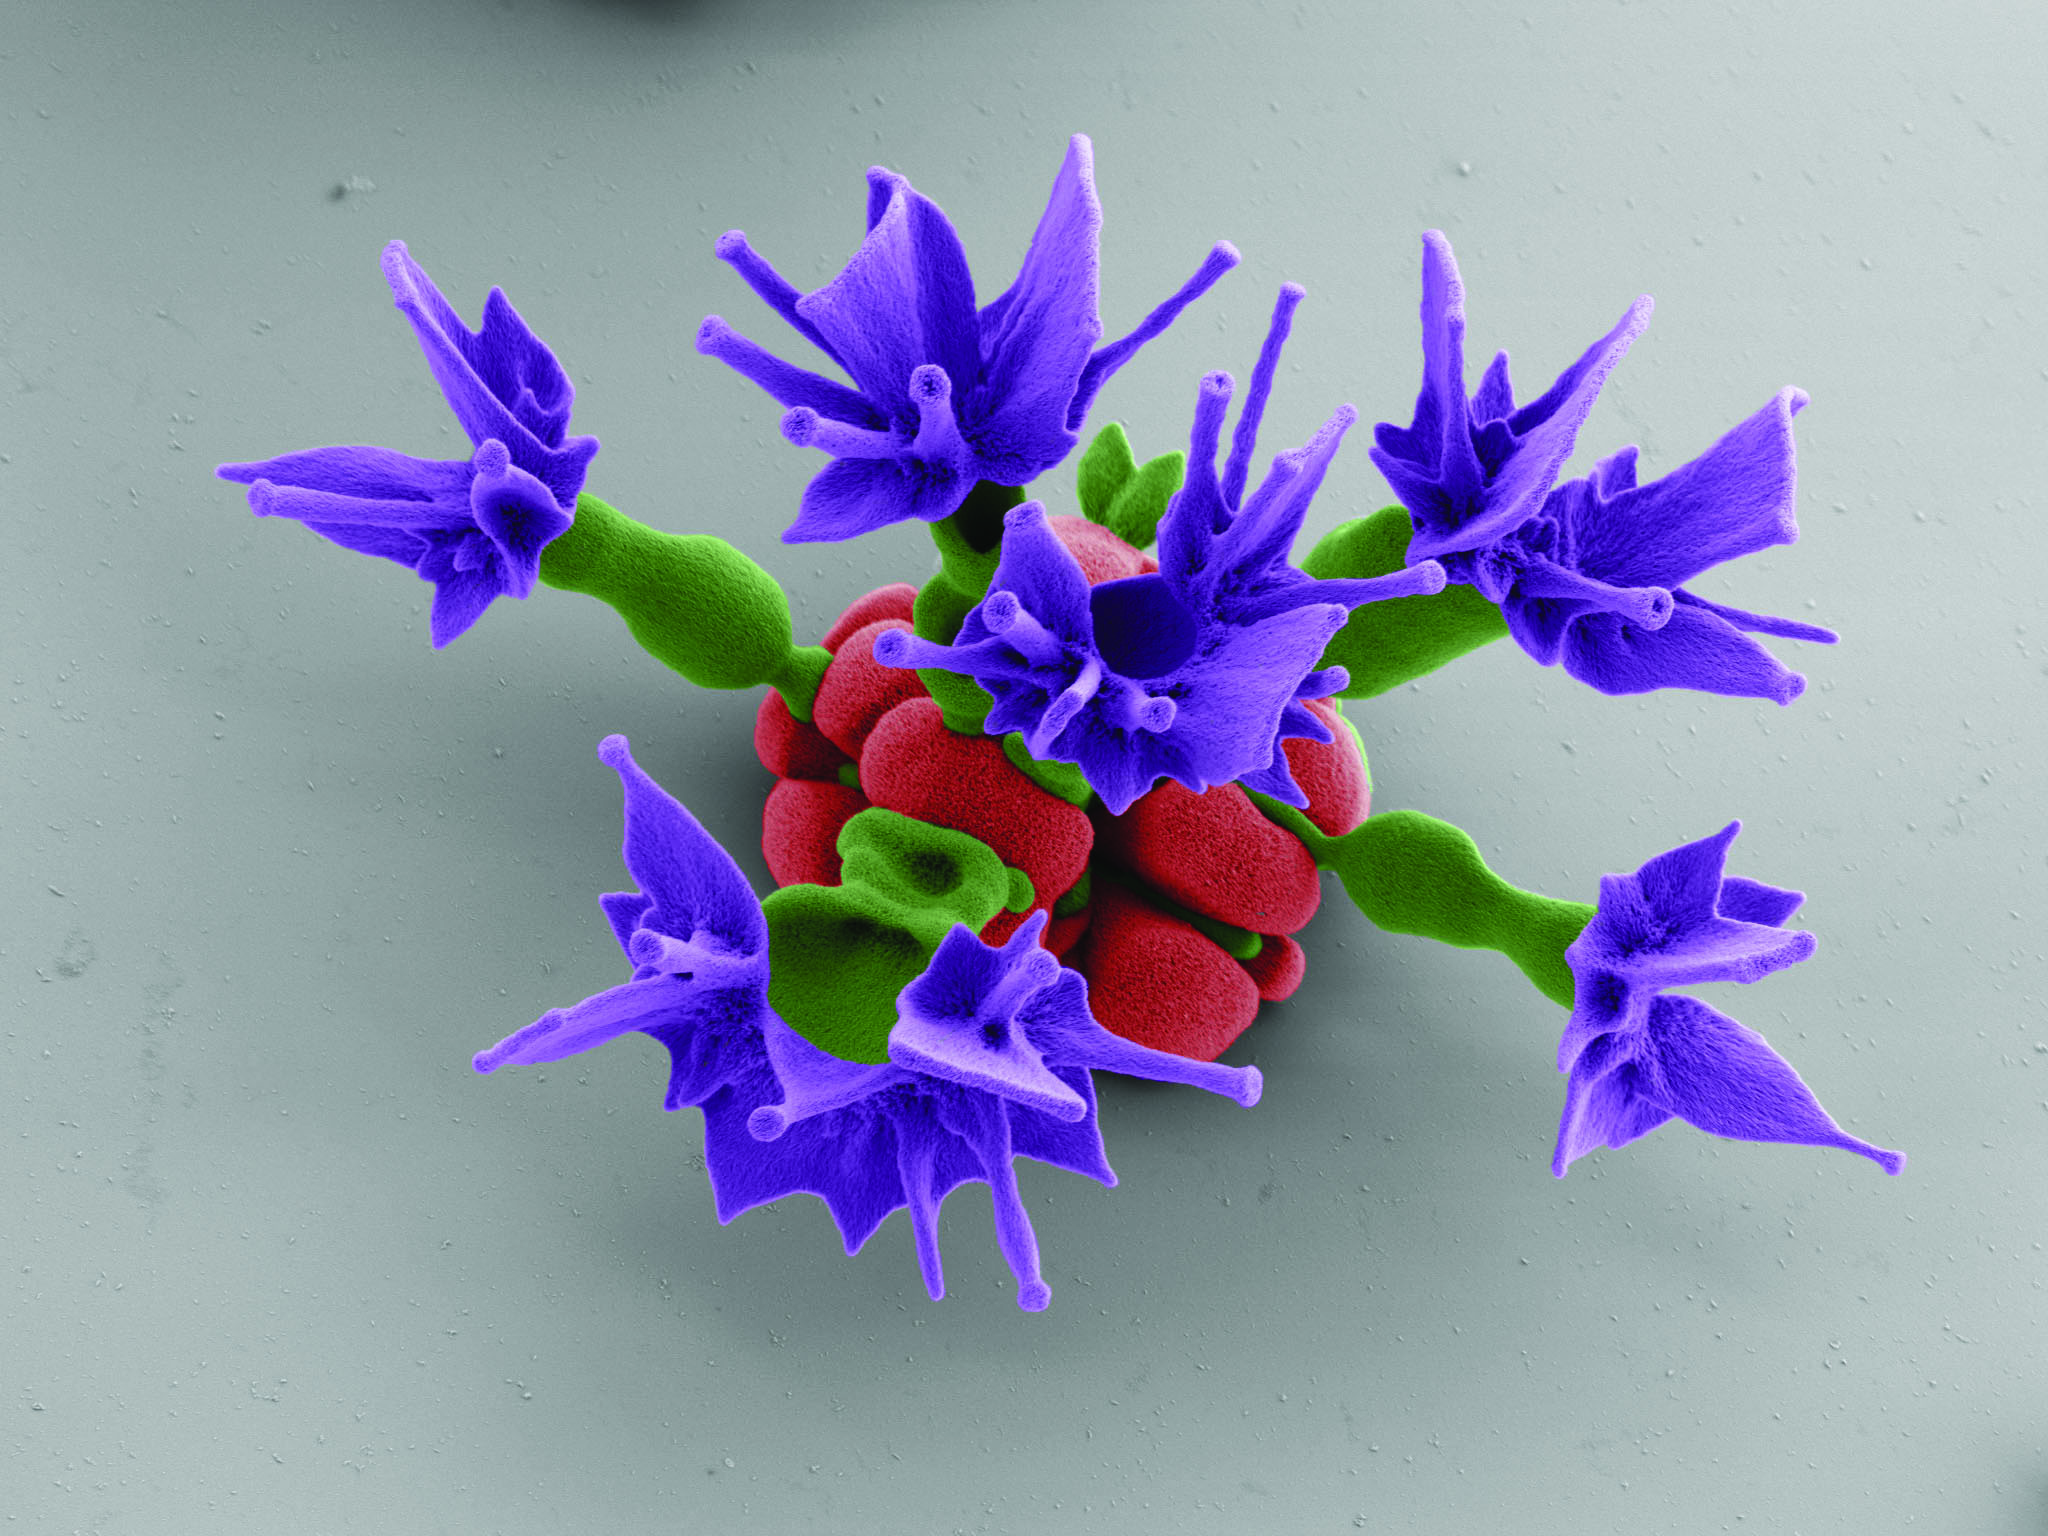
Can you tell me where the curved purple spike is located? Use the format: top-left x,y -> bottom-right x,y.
1220,282 -> 1305,510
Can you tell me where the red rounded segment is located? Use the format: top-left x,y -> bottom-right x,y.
812,619 -> 926,761
1047,514 -> 1158,585
1240,931 -> 1306,1002
1286,696 -> 1372,838
755,688 -> 852,781
762,777 -> 870,888
1094,780 -> 1322,935
1073,882 -> 1259,1062
821,582 -> 920,654
979,904 -> 1091,960
860,697 -> 1094,914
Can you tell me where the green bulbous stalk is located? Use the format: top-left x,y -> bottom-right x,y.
1247,792 -> 1593,1008
1305,507 -> 1508,699
538,492 -> 831,718
911,481 -> 1022,734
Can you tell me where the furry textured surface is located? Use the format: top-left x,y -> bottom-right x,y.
878,287 -> 1445,814
217,242 -> 597,647
1553,822 -> 1905,1176
697,134 -> 1237,542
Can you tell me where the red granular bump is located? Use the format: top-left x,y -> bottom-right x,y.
1240,931 -> 1307,1002
755,688 -> 851,782
820,582 -> 919,653
1073,881 -> 1259,1061
1047,514 -> 1159,585
860,696 -> 1094,915
1094,779 -> 1323,935
812,619 -> 924,760
1284,696 -> 1372,837
762,777 -> 870,887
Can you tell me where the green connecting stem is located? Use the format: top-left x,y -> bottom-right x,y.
1303,507 -> 1509,699
1247,791 -> 1594,1008
537,493 -> 831,720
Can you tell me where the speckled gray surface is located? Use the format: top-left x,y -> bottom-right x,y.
6,0 -> 2045,1530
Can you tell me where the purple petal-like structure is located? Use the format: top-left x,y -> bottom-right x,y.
473,736 -> 772,1112
698,134 -> 1239,542
1498,392 -> 1840,702
218,243 -> 596,646
877,286 -> 1445,813
713,912 -> 1262,1310
1553,822 -> 1904,1177
1372,232 -> 1833,702
1371,231 -> 1651,565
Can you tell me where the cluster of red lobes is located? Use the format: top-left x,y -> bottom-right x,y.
754,515 -> 1372,1063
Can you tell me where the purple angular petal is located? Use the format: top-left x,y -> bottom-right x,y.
1552,1029 -> 1677,1175
596,736 -> 768,958
1551,388 -> 1806,591
1641,995 -> 1906,1173
423,560 -> 503,648
1560,601 -> 1810,703
785,455 -> 967,544
969,135 -> 1102,471
1716,876 -> 1804,928
795,174 -> 980,414
597,891 -> 656,958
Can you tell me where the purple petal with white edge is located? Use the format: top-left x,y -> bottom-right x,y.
1550,388 -> 1807,591
467,440 -> 574,600
890,918 -> 1087,1122
970,135 -> 1102,467
1640,994 -> 1906,1173
1560,601 -> 1810,703
596,735 -> 768,959
795,172 -> 981,414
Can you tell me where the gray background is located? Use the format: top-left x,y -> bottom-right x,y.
5,0 -> 2043,1530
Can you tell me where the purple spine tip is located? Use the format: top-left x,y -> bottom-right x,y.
694,316 -> 729,352
597,734 -> 631,769
714,230 -> 748,260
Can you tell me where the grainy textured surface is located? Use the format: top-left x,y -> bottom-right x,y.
4,0 -> 2043,1530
